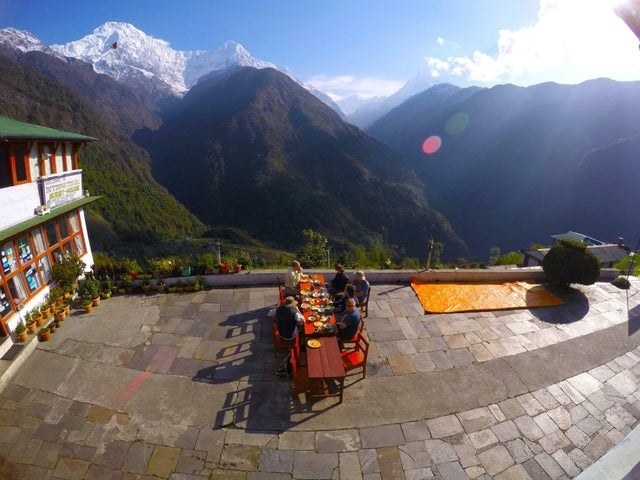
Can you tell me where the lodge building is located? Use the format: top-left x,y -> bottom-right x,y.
0,115 -> 98,357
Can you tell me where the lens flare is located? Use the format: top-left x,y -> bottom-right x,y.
445,112 -> 469,135
422,136 -> 442,155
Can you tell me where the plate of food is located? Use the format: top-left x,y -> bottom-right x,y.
307,339 -> 322,349
313,320 -> 324,328
301,303 -> 312,310
307,315 -> 316,322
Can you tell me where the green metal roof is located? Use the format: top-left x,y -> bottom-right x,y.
0,196 -> 101,243
0,115 -> 97,142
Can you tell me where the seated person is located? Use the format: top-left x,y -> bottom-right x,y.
269,296 -> 304,340
327,263 -> 350,296
283,260 -> 304,297
336,298 -> 361,341
332,283 -> 358,314
353,270 -> 370,305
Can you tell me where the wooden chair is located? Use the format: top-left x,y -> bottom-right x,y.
341,332 -> 369,379
272,322 -> 296,357
338,318 -> 364,351
291,338 -> 311,397
293,334 -> 307,367
359,287 -> 371,318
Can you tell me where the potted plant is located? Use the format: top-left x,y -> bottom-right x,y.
49,285 -> 64,304
31,308 -> 44,327
15,321 -> 27,343
81,297 -> 93,313
156,279 -> 165,293
38,326 -> 51,342
25,312 -> 37,334
122,275 -> 134,294
101,278 -> 113,299
141,279 -> 151,294
40,302 -> 52,320
194,275 -> 206,291
51,252 -> 86,295
78,278 -> 100,306
55,307 -> 67,322
219,261 -> 230,274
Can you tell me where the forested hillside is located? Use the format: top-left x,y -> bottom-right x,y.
0,48 -> 205,249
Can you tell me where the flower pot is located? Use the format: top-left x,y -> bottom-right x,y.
38,328 -> 51,342
26,321 -> 37,334
234,264 -> 242,273
91,297 -> 100,307
35,314 -> 44,327
219,263 -> 230,274
55,310 -> 66,322
142,285 -> 150,294
82,303 -> 93,313
16,331 -> 28,343
41,309 -> 51,320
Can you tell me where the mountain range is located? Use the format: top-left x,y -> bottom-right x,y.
0,23 -> 638,263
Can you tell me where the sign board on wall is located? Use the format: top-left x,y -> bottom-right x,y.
42,172 -> 83,208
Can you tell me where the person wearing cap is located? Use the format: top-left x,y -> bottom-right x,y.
273,296 -> 304,340
283,260 -> 304,297
353,270 -> 370,305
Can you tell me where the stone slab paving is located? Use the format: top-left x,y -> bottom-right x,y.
0,279 -> 637,479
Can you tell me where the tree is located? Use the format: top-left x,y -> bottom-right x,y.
542,240 -> 600,286
297,229 -> 328,267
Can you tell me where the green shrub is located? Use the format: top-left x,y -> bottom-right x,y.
542,240 -> 600,286
612,276 -> 631,290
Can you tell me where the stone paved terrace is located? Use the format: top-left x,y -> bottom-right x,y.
0,274 -> 637,479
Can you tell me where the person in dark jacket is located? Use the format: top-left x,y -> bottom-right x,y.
272,296 -> 304,340
337,298 -> 360,341
327,263 -> 350,296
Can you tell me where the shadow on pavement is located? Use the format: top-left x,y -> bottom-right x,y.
190,306 -> 334,432
529,287 -> 589,324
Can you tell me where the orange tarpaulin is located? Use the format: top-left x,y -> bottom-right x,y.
410,278 -> 565,313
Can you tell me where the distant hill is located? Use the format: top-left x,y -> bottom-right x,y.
367,79 -> 640,259
0,47 -> 205,248
137,66 -> 466,257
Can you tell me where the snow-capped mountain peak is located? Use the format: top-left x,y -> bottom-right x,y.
1,22 -> 341,112
0,27 -> 52,54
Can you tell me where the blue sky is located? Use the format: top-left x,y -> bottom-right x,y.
2,0 -> 639,101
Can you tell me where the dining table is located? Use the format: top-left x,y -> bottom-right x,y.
305,335 -> 345,403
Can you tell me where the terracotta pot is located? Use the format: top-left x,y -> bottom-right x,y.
38,329 -> 51,341
26,322 -> 37,334
92,297 -> 100,307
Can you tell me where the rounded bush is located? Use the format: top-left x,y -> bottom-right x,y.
612,275 -> 631,290
542,240 -> 601,286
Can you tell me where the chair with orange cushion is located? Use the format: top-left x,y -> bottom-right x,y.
272,321 -> 296,357
341,332 -> 369,379
338,318 -> 364,351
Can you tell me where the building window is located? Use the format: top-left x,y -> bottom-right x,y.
1,242 -> 18,275
0,284 -> 11,320
13,144 -> 28,183
0,211 -> 87,326
0,143 -> 31,186
0,146 -> 10,188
